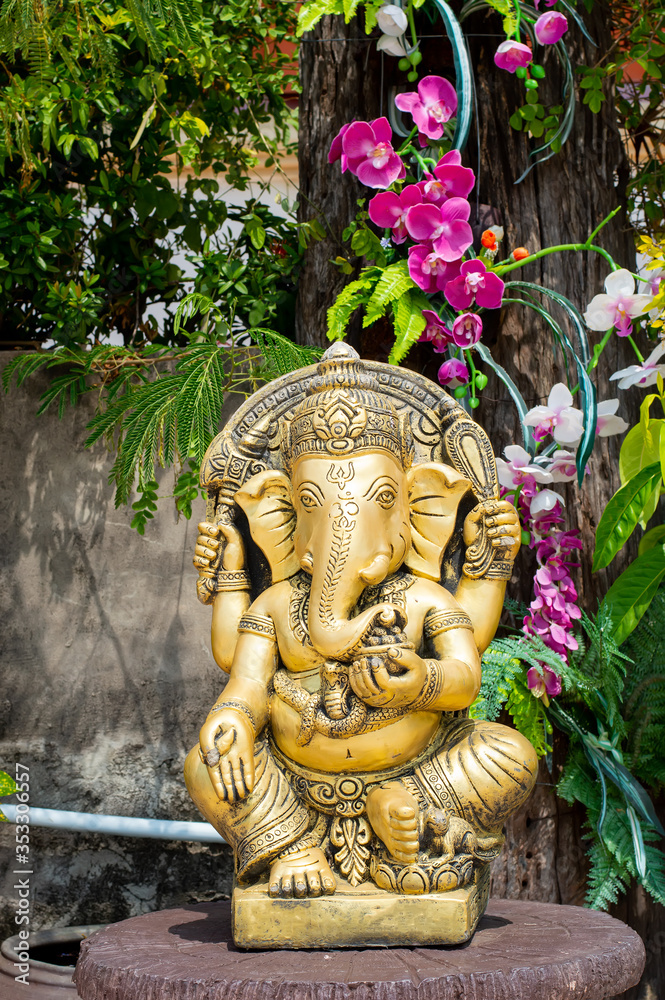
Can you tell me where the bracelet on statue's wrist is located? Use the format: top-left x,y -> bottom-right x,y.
482,559 -> 514,580
210,699 -> 257,733
410,660 -> 445,712
213,569 -> 251,592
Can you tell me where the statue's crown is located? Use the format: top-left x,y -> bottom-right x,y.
282,343 -> 412,468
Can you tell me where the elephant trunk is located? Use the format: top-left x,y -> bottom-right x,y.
306,516 -> 404,661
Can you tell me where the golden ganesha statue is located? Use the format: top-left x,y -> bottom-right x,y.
184,343 -> 537,948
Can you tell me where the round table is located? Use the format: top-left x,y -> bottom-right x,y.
74,898 -> 645,1000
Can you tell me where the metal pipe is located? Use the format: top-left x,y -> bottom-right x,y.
1,804 -> 225,843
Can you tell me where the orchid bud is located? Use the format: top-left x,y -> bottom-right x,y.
376,4 -> 408,36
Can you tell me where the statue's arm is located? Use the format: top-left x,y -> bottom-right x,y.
198,603 -> 279,802
453,499 -> 521,654
193,521 -> 251,672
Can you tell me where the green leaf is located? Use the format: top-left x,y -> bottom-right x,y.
509,112 -> 523,131
0,770 -> 17,797
602,544 -> 665,645
593,463 -> 662,572
639,524 -> 665,556
249,224 -> 266,250
620,421 -> 664,526
389,290 -> 428,364
363,262 -> 414,327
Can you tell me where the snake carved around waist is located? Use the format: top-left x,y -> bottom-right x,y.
273,669 -> 407,746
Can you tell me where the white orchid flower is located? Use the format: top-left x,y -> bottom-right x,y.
583,269 -> 653,336
496,444 -> 554,490
609,340 -> 665,390
523,383 -> 584,447
595,399 -> 629,437
531,489 -> 565,516
376,4 -> 409,35
377,33 -> 408,57
541,450 -> 578,482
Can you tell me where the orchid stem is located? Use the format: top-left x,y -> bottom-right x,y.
587,327 -> 614,372
495,241 -> 619,277
628,335 -> 645,364
406,2 -> 418,49
494,208 -> 622,276
397,127 -> 418,153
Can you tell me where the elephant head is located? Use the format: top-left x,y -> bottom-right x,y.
234,355 -> 471,661
235,455 -> 470,662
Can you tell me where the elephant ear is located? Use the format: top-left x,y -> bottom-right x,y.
235,470 -> 299,583
405,462 -> 472,581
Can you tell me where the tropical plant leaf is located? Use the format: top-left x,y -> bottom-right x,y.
602,544 -> 665,645
620,421 -> 664,525
592,463 -> 662,572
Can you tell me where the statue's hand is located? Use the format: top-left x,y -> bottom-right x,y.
194,522 -> 247,603
463,499 -> 521,563
198,709 -> 255,804
349,645 -> 426,709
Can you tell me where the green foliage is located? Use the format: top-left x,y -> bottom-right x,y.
471,611 -> 665,909
0,0 -> 298,346
592,462 -> 662,571
326,270 -> 380,341
0,770 -> 17,822
3,333 -> 321,523
622,587 -> 665,788
470,646 -> 523,722
602,544 -> 665,644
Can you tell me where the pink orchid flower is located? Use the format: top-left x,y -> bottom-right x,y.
444,259 -> 505,310
342,117 -> 406,189
368,186 -> 422,244
523,383 -> 584,446
494,40 -> 533,73
451,311 -> 483,348
405,198 -> 473,261
408,245 -> 461,294
610,341 -> 665,389
419,154 -> 476,207
420,310 -> 453,352
527,664 -> 562,700
394,75 -> 458,141
496,444 -> 554,493
329,122 -> 351,170
438,358 -> 469,388
583,269 -> 653,337
535,11 -> 568,45
596,399 -> 629,437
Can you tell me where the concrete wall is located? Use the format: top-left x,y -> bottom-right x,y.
0,352 -> 237,936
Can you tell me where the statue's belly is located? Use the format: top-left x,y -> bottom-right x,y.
270,694 -> 440,772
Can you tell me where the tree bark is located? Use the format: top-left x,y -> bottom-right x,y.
295,8 -> 659,997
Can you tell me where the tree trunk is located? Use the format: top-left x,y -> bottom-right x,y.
295,8 -> 659,997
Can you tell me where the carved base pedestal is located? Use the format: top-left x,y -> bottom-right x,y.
233,867 -> 490,949
74,898 -> 646,1000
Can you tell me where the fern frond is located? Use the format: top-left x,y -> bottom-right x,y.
471,645 -> 523,722
251,327 -> 321,377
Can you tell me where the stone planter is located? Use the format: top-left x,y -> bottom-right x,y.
0,925 -> 105,1000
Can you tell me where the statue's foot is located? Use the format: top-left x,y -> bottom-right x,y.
268,846 -> 336,899
366,781 -> 420,864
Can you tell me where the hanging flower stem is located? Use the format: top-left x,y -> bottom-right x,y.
493,207 -> 623,277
